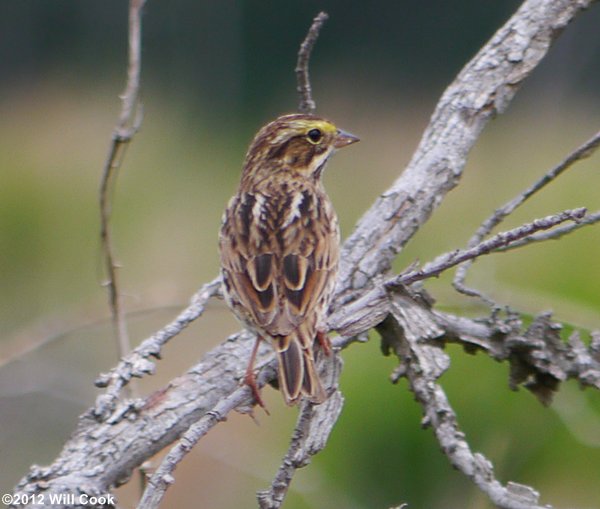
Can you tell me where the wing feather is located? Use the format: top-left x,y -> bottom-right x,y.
219,187 -> 338,338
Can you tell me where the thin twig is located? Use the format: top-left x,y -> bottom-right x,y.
496,209 -> 600,251
296,11 -> 329,114
137,383 -> 259,509
387,208 -> 586,289
454,128 -> 600,302
257,403 -> 320,509
99,0 -> 147,363
93,277 -> 222,420
257,355 -> 344,509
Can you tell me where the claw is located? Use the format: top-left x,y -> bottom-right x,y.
316,330 -> 332,356
244,336 -> 270,415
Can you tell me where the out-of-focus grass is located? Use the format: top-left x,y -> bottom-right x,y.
2,77 -> 600,508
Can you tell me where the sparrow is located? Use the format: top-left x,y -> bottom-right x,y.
219,113 -> 358,406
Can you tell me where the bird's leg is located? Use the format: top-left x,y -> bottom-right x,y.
316,330 -> 332,356
244,336 -> 269,413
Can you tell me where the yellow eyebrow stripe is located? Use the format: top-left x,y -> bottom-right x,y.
295,119 -> 337,135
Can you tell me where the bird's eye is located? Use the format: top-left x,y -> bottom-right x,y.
306,128 -> 323,144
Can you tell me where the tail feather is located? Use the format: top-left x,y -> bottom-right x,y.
278,336 -> 303,403
276,334 -> 326,406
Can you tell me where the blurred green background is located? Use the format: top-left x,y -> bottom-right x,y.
2,1 -> 600,508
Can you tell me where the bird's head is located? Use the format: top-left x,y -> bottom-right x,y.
241,113 -> 359,184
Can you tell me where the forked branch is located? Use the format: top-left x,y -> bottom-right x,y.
454,128 -> 600,304
383,297 -> 551,509
389,207 -> 586,288
257,355 -> 344,509
11,2 -> 600,509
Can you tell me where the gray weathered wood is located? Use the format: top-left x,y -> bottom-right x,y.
11,1 -> 599,508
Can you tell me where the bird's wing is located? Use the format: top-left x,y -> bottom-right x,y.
219,189 -> 339,338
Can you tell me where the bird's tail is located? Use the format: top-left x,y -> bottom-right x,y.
275,330 -> 326,406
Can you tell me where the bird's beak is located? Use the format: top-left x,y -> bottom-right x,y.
333,129 -> 360,149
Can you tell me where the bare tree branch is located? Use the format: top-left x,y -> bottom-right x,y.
93,277 -> 221,420
14,279 -> 600,508
12,330 -> 277,509
99,0 -> 147,363
137,369 -> 272,509
387,207 -> 586,288
382,294 -> 552,509
257,355 -> 344,509
454,128 -> 600,303
334,0 -> 597,308
11,1 -> 600,509
497,209 -> 600,250
296,11 -> 329,114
